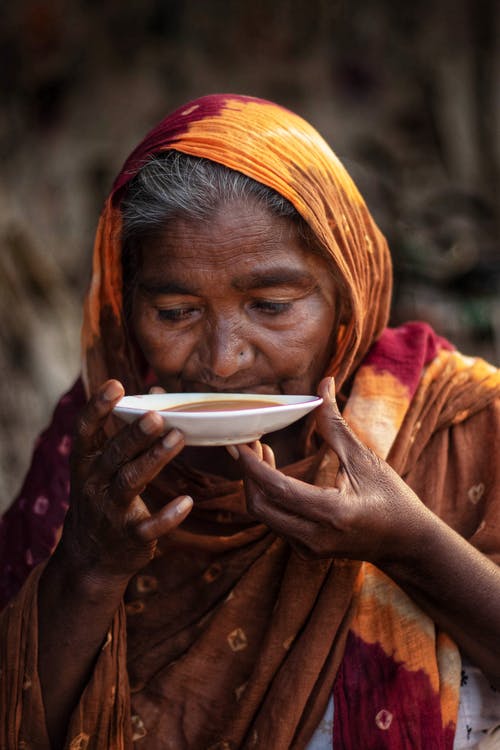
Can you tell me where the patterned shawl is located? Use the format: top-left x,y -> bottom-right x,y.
1,94 -> 500,750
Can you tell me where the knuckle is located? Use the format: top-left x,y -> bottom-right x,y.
288,484 -> 305,505
115,464 -> 141,493
246,491 -> 264,518
148,441 -> 168,464
326,412 -> 345,432
76,413 -> 92,440
106,438 -> 125,467
332,499 -> 356,532
275,475 -> 292,498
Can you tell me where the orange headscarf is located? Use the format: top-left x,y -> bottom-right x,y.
81,93 -> 392,397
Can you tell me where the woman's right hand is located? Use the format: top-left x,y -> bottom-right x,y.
61,379 -> 193,584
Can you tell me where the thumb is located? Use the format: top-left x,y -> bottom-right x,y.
315,377 -> 364,466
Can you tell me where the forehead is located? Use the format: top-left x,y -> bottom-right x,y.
137,198 -> 331,280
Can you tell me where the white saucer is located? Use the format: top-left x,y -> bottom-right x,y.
113,392 -> 323,446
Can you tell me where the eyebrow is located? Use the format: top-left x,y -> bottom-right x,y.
139,268 -> 315,296
139,281 -> 197,295
232,268 -> 315,292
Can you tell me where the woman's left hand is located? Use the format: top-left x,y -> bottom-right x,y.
234,376 -> 431,564
235,377 -> 500,687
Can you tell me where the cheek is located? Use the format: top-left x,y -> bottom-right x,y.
132,306 -> 192,372
290,299 -> 335,348
265,306 -> 334,374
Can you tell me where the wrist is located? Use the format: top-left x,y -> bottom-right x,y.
377,504 -> 448,581
46,543 -> 131,605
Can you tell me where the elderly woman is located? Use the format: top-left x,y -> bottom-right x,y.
1,94 -> 500,750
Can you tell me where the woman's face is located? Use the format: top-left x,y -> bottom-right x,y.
131,198 -> 340,397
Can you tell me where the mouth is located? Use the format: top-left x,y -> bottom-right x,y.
183,382 -> 282,395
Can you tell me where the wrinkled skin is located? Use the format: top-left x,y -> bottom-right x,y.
236,377 -> 431,564
37,380 -> 193,749
57,197 -> 341,583
130,197 -> 341,478
233,377 -> 500,693
36,199 -> 500,749
62,380 -> 193,582
37,197 -> 341,746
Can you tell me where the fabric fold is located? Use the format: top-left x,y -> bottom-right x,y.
0,564 -> 132,750
1,95 -> 500,748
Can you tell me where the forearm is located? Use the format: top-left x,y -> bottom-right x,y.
380,510 -> 500,687
38,546 -> 129,749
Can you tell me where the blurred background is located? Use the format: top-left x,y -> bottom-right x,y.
1,0 -> 499,513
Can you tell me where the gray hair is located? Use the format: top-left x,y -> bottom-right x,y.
120,151 -> 322,312
120,150 -> 303,236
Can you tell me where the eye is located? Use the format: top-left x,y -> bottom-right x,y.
157,306 -> 200,322
251,300 -> 292,315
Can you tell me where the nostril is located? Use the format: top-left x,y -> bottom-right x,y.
208,340 -> 254,379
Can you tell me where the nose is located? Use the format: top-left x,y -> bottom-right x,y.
203,317 -> 254,379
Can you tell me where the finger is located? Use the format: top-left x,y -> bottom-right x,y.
225,444 -> 239,460
238,444 -> 334,520
227,443 -> 275,468
110,428 -> 185,505
238,444 -> 290,495
262,443 -> 276,469
315,377 -> 367,466
249,440 -> 264,460
225,440 -> 264,462
149,385 -> 166,394
96,410 -> 169,481
244,475 -> 320,549
134,495 -> 193,543
74,380 -> 125,456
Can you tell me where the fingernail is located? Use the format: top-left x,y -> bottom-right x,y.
103,380 -> 123,401
176,495 -> 193,515
328,377 -> 336,401
163,428 -> 183,449
225,445 -> 239,460
140,412 -> 161,434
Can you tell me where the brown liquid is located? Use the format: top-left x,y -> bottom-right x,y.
164,398 -> 282,412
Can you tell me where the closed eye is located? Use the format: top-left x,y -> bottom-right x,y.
158,306 -> 200,322
251,300 -> 292,315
